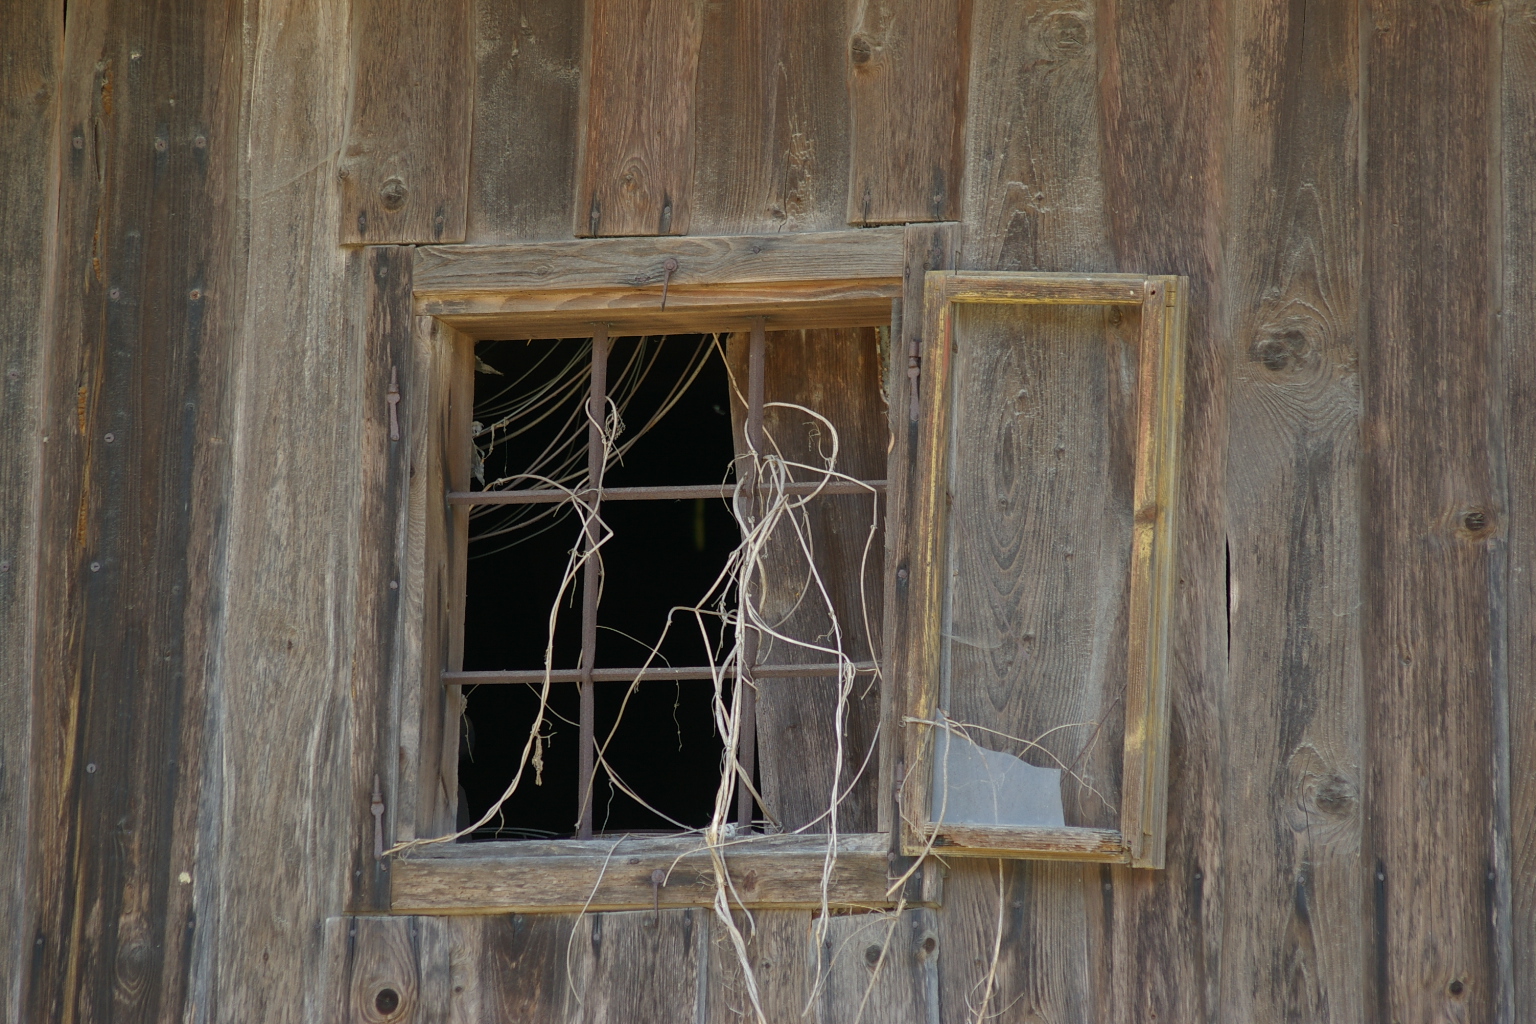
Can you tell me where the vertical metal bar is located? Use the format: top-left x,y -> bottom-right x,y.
737,317 -> 766,831
578,326 -> 608,840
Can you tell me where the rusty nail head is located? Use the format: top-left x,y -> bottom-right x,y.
72,136 -> 83,149
193,136 -> 206,148
154,138 -> 166,151
86,763 -> 97,773
109,288 -> 121,300
90,562 -> 101,572
0,561 -> 10,572
189,289 -> 201,301
104,433 -> 114,443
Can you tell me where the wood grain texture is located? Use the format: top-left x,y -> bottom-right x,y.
338,0 -> 473,244
465,0 -> 584,242
457,913 -> 576,1023
20,0 -> 246,1020
1098,0 -> 1228,1016
881,223 -> 962,838
575,0 -> 701,236
814,909 -> 935,1023
689,0 -> 850,235
326,916 -> 455,1024
1360,1 -> 1502,1020
206,0 -> 355,1017
1219,0 -> 1364,1018
0,1 -> 60,1016
1505,3 -> 1536,1017
960,0 -> 1108,273
727,327 -> 887,835
845,0 -> 971,225
345,245 -> 416,910
704,910 -> 814,1024
566,909 -> 709,1022
391,832 -> 907,914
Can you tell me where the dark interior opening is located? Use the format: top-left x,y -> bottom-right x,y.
458,334 -> 742,839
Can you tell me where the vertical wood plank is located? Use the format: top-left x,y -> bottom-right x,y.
704,910 -> 813,1024
566,909 -> 707,1023
1504,3 -> 1536,1018
689,0 -> 851,236
21,0 -> 246,1020
338,0 -> 474,244
327,916 -> 454,1024
1097,0 -> 1228,1017
815,909 -> 933,1024
574,0 -> 701,237
465,0 -> 584,243
960,0 -> 1107,273
346,245 -> 416,910
882,224 -> 961,838
0,0 -> 61,1015
1219,0 -> 1365,1019
209,0 -> 355,1017
727,328 -> 887,834
1360,1 -> 1502,1020
469,913 -> 576,1022
845,0 -> 971,225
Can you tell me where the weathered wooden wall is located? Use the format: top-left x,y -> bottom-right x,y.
0,0 -> 1529,1021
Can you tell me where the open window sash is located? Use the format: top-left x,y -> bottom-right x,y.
896,271 -> 1186,869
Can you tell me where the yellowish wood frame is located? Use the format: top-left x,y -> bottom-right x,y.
898,271 -> 1187,869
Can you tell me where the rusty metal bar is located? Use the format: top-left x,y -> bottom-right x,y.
449,479 -> 887,506
737,317 -> 767,831
577,327 -> 608,840
444,662 -> 880,686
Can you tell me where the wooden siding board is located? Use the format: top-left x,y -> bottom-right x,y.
689,0 -> 851,235
1219,0 -> 1365,1020
704,911 -> 814,1024
465,0 -> 584,243
1361,1 -> 1503,1020
845,0 -> 971,225
566,909 -> 708,1023
22,0 -> 247,1019
1097,0 -> 1228,1018
338,0 -> 474,244
726,327 -> 886,835
814,909 -> 934,1024
345,245 -> 416,911
1505,3 -> 1536,1018
575,0 -> 701,236
207,0 -> 355,1017
0,1 -> 61,1017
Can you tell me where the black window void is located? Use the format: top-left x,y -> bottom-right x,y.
458,335 -> 742,839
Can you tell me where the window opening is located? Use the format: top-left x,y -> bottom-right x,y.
451,322 -> 888,842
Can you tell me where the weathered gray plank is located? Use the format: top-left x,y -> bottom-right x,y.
346,245 -> 416,911
338,0 -> 473,243
727,327 -> 886,834
705,910 -> 814,1024
326,916 -> 455,1024
208,0 -> 357,1018
1219,0 -> 1365,1019
1360,1 -> 1502,1020
0,1 -> 60,1016
1505,3 -> 1536,1018
814,909 -> 935,1024
21,0 -> 245,1020
566,909 -> 708,1022
465,0 -> 584,242
1097,0 -> 1228,1016
845,0 -> 970,225
575,0 -> 701,236
689,0 -> 850,235
960,0 -> 1107,273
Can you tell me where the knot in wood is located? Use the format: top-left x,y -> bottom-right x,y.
379,177 -> 408,211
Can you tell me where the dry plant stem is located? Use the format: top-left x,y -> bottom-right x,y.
577,325 -> 609,839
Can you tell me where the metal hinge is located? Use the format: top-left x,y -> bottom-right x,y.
386,368 -> 401,441
371,775 -> 385,860
907,338 -> 922,423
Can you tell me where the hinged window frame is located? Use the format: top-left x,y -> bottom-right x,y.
896,271 -> 1187,870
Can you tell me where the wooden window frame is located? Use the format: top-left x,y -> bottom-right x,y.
896,271 -> 1188,870
381,233 -> 1184,916
389,227 -> 945,914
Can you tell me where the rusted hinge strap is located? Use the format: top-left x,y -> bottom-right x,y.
371,775 -> 385,860
386,367 -> 401,441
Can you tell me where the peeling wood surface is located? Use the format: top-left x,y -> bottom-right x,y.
338,0 -> 473,244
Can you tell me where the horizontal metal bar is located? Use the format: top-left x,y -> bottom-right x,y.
443,662 -> 879,686
450,479 -> 887,506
